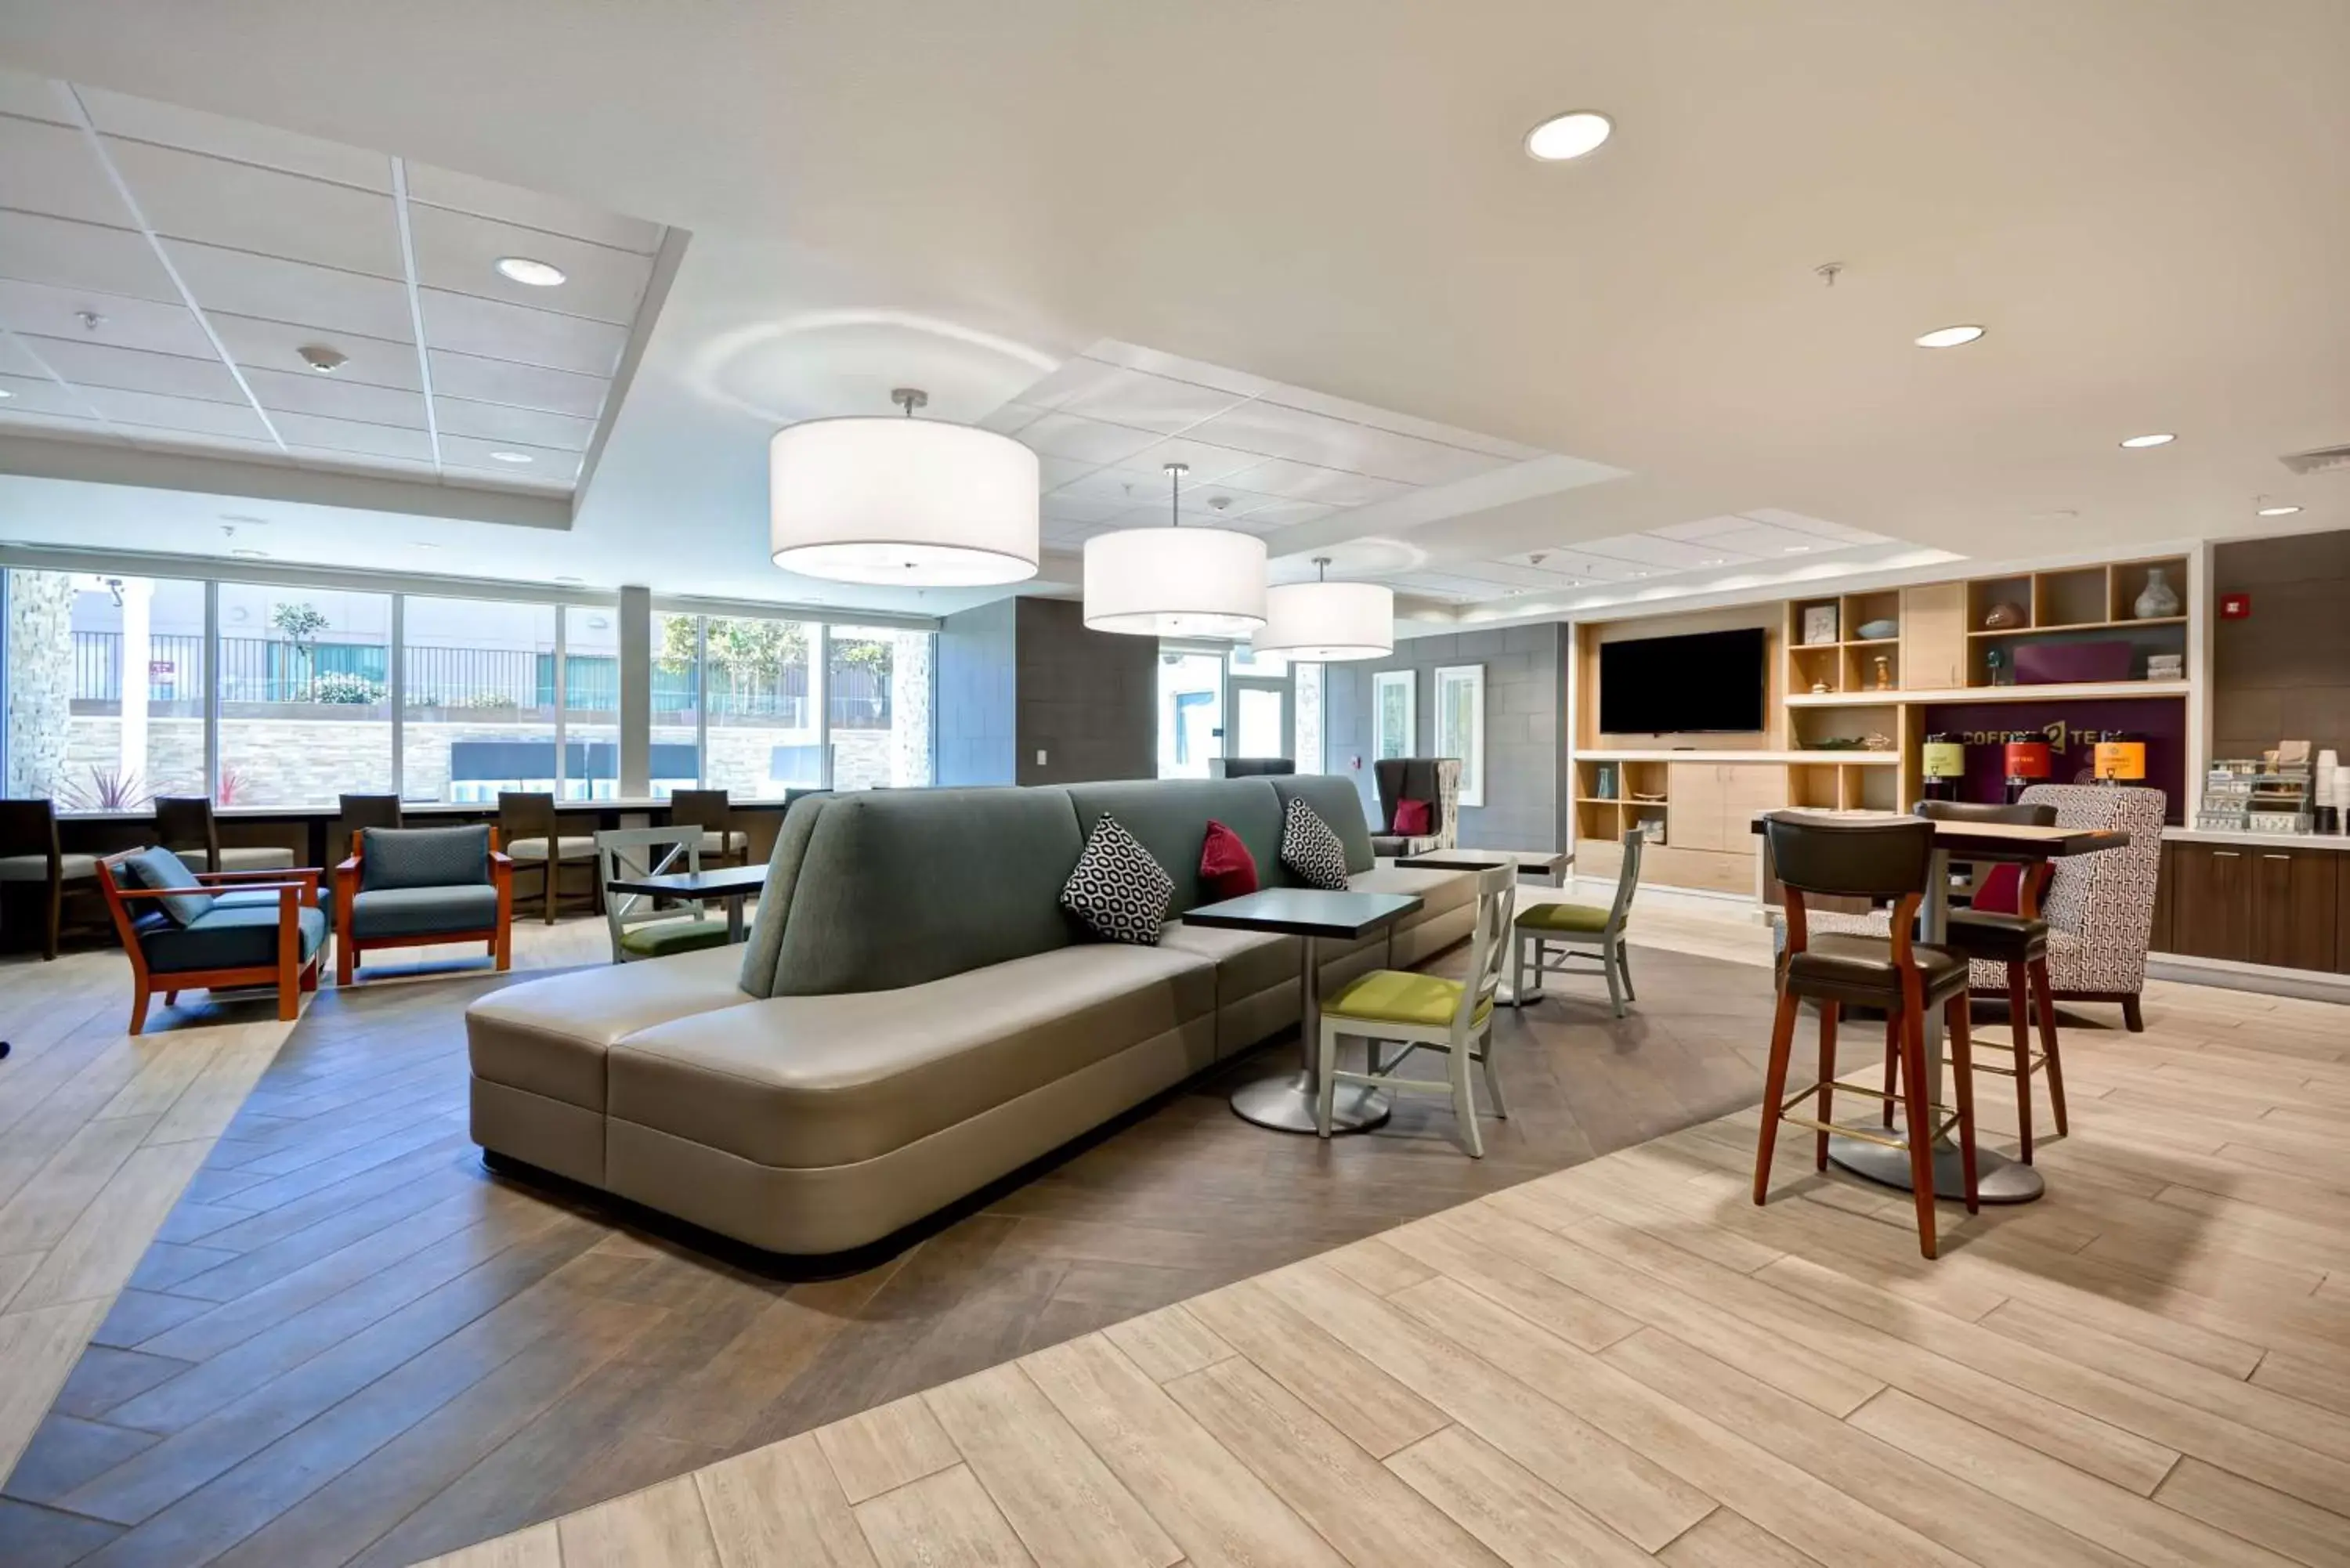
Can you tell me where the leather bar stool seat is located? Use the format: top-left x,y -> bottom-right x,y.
1790,934 -> 1969,1010
1943,909 -> 2048,963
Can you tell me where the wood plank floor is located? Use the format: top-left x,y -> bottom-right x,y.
418,949 -> 2350,1568
0,894 -> 1793,1567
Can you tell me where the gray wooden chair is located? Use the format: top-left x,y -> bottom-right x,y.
595,827 -> 730,963
1512,827 -> 1645,1017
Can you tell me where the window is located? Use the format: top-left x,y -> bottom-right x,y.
1293,661 -> 1324,772
651,611 -> 701,797
828,624 -> 933,790
217,583 -> 392,807
401,598 -> 558,804
1155,647 -> 1224,778
1372,669 -> 1415,761
562,605 -> 620,800
5,569 -> 205,807
1434,663 -> 1485,807
702,614 -> 819,799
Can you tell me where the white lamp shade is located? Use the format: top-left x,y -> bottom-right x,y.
1083,526 -> 1267,636
1254,580 -> 1394,660
769,416 -> 1039,586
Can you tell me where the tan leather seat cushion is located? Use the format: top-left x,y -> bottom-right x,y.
467,943 -> 750,1111
610,942 -> 1215,1169
1159,919 -> 1296,999
508,835 -> 598,861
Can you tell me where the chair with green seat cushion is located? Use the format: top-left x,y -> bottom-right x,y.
1315,862 -> 1515,1156
598,826 -> 732,964
1513,827 -> 1644,1017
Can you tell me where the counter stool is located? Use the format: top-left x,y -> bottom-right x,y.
154,796 -> 298,873
0,799 -> 100,960
1888,800 -> 2068,1164
668,789 -> 749,868
498,792 -> 601,923
1759,811 -> 1979,1259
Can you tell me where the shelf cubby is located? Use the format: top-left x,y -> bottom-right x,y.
1967,574 -> 2034,634
2033,565 -> 2110,628
1842,642 -> 1899,695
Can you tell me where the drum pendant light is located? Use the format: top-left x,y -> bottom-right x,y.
1082,461 -> 1267,636
769,387 -> 1040,586
1253,555 -> 1394,660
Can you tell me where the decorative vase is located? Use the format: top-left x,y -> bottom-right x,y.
2133,568 -> 2181,620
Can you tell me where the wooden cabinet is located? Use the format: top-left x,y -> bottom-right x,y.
1665,764 -> 1726,851
2166,842 -> 2341,972
1650,763 -> 1784,894
1900,582 -> 1968,692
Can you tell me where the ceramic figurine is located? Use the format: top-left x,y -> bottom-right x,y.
1871,655 -> 1891,690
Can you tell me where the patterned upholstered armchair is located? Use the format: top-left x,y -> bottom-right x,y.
336,824 -> 513,985
1792,784 -> 2167,1031
1368,757 -> 1462,858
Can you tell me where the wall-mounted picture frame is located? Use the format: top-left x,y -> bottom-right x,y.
1802,605 -> 1839,646
1434,663 -> 1485,807
1372,670 -> 1415,762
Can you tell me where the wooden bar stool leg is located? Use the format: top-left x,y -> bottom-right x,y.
1814,1001 -> 1840,1171
1947,992 -> 1980,1214
2008,964 -> 2034,1163
1753,990 -> 1801,1205
1880,1013 -> 1900,1129
1897,1005 -> 1938,1259
2030,956 -> 2068,1138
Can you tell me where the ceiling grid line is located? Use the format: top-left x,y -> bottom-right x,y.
387,156 -> 445,476
58,82 -> 291,453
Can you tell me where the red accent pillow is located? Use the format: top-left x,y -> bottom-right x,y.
1972,862 -> 2050,916
1199,819 -> 1260,901
1392,798 -> 1434,836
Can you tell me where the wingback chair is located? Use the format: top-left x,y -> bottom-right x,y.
1368,757 -> 1462,857
97,847 -> 325,1032
336,824 -> 513,984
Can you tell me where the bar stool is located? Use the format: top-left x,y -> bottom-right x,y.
337,793 -> 404,858
0,799 -> 101,960
1896,800 -> 2069,1164
154,796 -> 298,874
667,789 -> 749,868
1758,811 -> 1979,1259
497,792 -> 601,923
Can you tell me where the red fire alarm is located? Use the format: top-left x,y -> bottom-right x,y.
2221,591 -> 2252,620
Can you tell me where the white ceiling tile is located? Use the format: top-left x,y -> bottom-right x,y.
1110,435 -> 1264,486
267,409 -> 433,460
0,370 -> 94,417
242,364 -> 427,427
1647,515 -> 1755,542
212,313 -> 421,391
417,288 -> 626,377
118,425 -> 287,461
406,204 -> 654,326
425,349 -> 605,417
0,404 -> 113,440
977,401 -> 1044,435
288,447 -> 440,479
0,336 -> 44,378
1741,508 -> 1885,544
1013,356 -> 1130,411
0,280 -> 213,358
1035,454 -> 1096,490
1262,381 -> 1548,462
1510,551 -> 1636,583
1051,467 -> 1167,507
443,464 -> 573,496
107,140 -> 403,277
30,337 -> 244,403
76,385 -> 270,439
0,115 -> 135,226
1680,522 -> 1833,560
1216,457 -> 1407,507
1567,533 -> 1737,570
0,67 -> 74,125
1185,401 -> 1444,482
403,163 -> 663,254
439,431 -> 581,477
1081,342 -> 1273,400
0,211 -> 178,302
1231,498 -> 1337,529
432,396 -> 591,451
1052,367 -> 1249,435
78,85 -> 392,190
1014,410 -> 1162,467
166,242 -> 416,340
1039,493 -> 1130,525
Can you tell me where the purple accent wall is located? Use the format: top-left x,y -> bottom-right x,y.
1918,697 -> 2186,824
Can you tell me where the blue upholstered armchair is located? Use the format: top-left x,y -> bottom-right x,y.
336,825 -> 513,984
97,848 -> 327,1033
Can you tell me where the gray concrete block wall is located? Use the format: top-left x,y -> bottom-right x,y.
1015,598 -> 1156,784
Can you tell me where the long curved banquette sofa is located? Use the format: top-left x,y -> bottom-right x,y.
465,775 -> 1480,1255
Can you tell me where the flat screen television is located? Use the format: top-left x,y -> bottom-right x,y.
1598,627 -> 1767,734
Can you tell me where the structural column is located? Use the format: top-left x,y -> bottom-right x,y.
618,584 -> 651,797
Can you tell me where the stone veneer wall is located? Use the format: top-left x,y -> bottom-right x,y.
5,571 -> 77,798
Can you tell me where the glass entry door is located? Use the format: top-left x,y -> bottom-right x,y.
1156,646 -> 1225,778
1226,644 -> 1292,767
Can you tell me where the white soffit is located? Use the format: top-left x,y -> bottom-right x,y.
0,71 -> 673,504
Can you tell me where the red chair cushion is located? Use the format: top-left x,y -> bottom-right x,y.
1392,798 -> 1434,836
1972,862 -> 2051,915
1199,818 -> 1260,901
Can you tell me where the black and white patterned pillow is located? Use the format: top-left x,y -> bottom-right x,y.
1061,813 -> 1173,945
1280,797 -> 1350,891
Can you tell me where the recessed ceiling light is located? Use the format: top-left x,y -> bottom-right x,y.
0,388 -> 13,399
297,344 -> 346,374
1914,324 -> 1986,349
1784,544 -> 1811,553
495,256 -> 566,287
489,450 -> 533,464
231,547 -> 267,558
2119,432 -> 2175,448
555,575 -> 585,586
2257,503 -> 2302,516
411,540 -> 441,548
1524,110 -> 1613,162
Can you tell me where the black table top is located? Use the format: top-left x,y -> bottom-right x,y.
1749,811 -> 2130,860
605,865 -> 769,898
1182,887 -> 1423,940
1397,849 -> 1573,873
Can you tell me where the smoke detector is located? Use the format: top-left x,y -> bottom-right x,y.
297,344 -> 347,374
2279,444 -> 2350,477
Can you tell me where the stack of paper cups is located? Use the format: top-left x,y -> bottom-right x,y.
2320,751 -> 2341,810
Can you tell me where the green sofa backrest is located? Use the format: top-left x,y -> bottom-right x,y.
736,774 -> 1379,997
